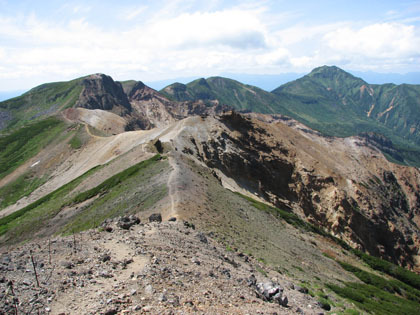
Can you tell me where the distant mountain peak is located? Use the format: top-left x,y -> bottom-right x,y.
307,65 -> 363,82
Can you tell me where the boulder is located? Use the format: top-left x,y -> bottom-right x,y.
255,282 -> 288,306
117,215 -> 140,230
149,213 -> 162,223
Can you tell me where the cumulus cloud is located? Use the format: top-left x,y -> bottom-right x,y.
324,23 -> 420,59
0,2 -> 420,90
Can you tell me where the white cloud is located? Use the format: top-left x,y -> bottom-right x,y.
141,9 -> 268,49
0,3 -> 420,91
324,23 -> 420,59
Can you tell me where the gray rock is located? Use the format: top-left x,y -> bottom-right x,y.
196,232 -> 208,244
99,271 -> 113,278
60,261 -> 73,269
183,221 -> 195,229
247,274 -> 257,287
117,215 -> 140,230
145,284 -> 153,295
100,254 -> 111,262
280,295 -> 288,307
149,213 -> 162,223
295,285 -> 308,294
255,282 -> 287,306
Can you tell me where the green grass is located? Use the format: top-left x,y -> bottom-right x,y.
0,117 -> 67,179
337,261 -> 420,302
69,134 -> 83,149
353,250 -> 420,291
0,172 -> 47,209
328,281 -> 420,314
0,164 -> 102,238
68,154 -> 164,205
0,154 -> 168,242
327,260 -> 420,315
0,78 -> 82,130
61,154 -> 168,234
237,192 -> 420,310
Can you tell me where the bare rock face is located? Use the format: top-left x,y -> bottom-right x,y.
182,112 -> 420,269
124,81 -> 230,130
75,74 -> 132,116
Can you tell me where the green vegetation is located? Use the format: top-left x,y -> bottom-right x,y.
238,192 -> 420,313
0,154 -> 168,243
68,154 -> 164,205
69,134 -> 83,149
61,154 -> 168,234
338,261 -> 420,302
235,192 -> 351,251
160,77 -> 294,115
0,172 -> 46,209
328,261 -> 420,314
353,251 -> 420,290
0,164 -> 102,237
0,78 -> 82,130
0,117 -> 67,179
255,266 -> 268,277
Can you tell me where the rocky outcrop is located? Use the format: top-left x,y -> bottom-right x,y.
75,74 -> 132,116
359,132 -> 405,163
181,112 -> 420,269
125,81 -> 229,130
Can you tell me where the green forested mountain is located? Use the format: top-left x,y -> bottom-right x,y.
162,66 -> 420,166
273,66 -> 420,146
160,76 -> 294,115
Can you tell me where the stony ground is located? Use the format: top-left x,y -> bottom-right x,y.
1,218 -> 326,314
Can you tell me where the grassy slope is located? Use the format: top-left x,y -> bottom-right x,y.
0,154 -> 168,243
0,173 -> 47,209
0,117 -> 68,180
160,77 -> 295,115
0,78 -> 83,131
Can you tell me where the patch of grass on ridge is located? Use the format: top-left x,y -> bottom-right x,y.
0,117 -> 67,179
61,154 -> 167,234
0,154 -> 166,241
0,173 -> 47,209
328,261 -> 420,314
353,250 -> 420,291
68,154 -> 164,205
0,165 -> 102,237
237,193 -> 420,294
69,134 -> 83,149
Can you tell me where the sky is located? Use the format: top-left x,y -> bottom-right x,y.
1,0 -> 420,92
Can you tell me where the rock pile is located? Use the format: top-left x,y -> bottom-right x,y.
0,220 -> 326,314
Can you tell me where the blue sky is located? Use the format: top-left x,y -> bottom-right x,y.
1,0 -> 420,91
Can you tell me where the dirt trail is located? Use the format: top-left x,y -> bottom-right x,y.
166,155 -> 181,220
84,123 -> 99,138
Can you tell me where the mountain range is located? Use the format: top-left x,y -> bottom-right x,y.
1,66 -> 420,314
161,66 -> 420,166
